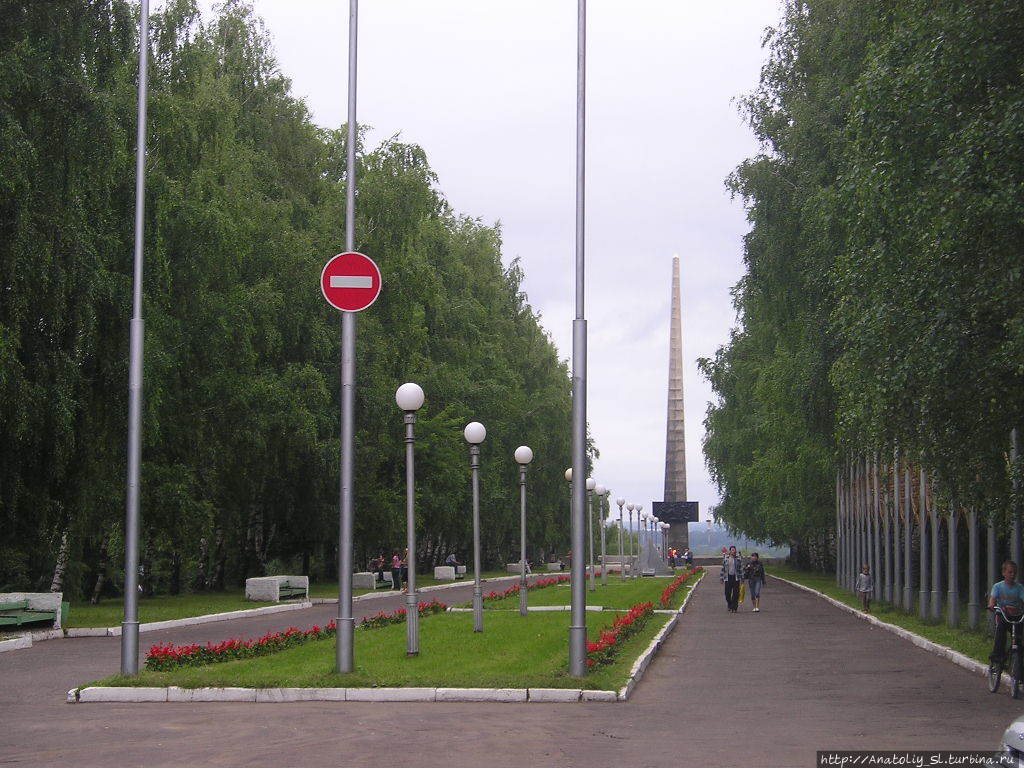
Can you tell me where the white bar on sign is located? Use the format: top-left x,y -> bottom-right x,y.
330,275 -> 373,289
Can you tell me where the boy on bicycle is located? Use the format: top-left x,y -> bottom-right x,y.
989,560 -> 1024,670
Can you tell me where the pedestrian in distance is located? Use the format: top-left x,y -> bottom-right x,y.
390,550 -> 402,591
855,563 -> 874,612
721,545 -> 743,613
683,547 -> 693,567
744,552 -> 766,612
989,560 -> 1024,670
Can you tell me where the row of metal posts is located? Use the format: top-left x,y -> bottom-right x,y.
836,436 -> 1022,629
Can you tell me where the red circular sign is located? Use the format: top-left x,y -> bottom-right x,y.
321,251 -> 382,312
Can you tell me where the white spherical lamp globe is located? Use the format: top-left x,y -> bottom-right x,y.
463,421 -> 486,444
616,497 -> 625,507
595,484 -> 606,496
564,468 -> 573,482
514,445 -> 534,465
395,382 -> 425,411
627,503 -> 634,512
585,477 -> 596,491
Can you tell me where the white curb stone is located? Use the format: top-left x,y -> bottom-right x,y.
436,688 -> 528,702
346,687 -> 436,702
256,687 -> 347,703
528,688 -> 582,702
189,687 -> 257,702
529,606 -> 570,612
0,635 -> 32,653
31,629 -> 63,642
167,687 -> 192,702
66,628 -> 108,637
67,688 -> 78,703
773,575 -> 1008,686
581,689 -> 617,702
79,686 -> 168,703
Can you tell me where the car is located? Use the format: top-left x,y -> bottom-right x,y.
1001,714 -> 1024,764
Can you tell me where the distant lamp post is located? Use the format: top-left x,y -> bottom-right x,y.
465,421 -> 487,632
396,382 -> 425,655
586,477 -> 597,592
616,498 -> 626,582
634,507 -> 643,573
627,504 -> 636,578
514,445 -> 534,617
595,485 -> 608,586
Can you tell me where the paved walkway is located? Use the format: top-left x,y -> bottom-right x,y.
1,570 -> 1020,767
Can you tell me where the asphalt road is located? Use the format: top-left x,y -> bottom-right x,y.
1,570 -> 1020,767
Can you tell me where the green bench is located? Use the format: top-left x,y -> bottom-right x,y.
277,581 -> 307,601
0,599 -> 64,628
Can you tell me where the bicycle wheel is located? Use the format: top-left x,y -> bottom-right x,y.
1012,653 -> 1022,700
989,661 -> 1003,693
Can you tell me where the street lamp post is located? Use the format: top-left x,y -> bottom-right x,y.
637,505 -> 645,574
586,477 -> 597,592
596,486 -> 608,586
465,421 -> 487,632
616,498 -> 625,582
515,446 -> 534,617
396,383 -> 424,656
627,504 -> 635,578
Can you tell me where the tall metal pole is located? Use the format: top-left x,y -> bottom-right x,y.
988,513 -> 998,588
967,507 -> 979,630
121,0 -> 151,677
519,464 -> 528,617
567,0 -> 588,679
835,470 -> 841,588
403,412 -> 419,655
587,488 -> 595,592
918,466 -> 929,620
335,0 -> 359,674
872,457 -> 881,602
947,506 -> 959,627
600,494 -> 608,586
892,453 -> 901,607
617,500 -> 625,582
930,475 -> 942,622
471,444 -> 483,632
628,507 -> 636,579
882,462 -> 892,603
1013,428 -> 1022,566
903,459 -> 913,610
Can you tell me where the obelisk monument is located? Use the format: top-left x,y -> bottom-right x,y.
657,254 -> 692,555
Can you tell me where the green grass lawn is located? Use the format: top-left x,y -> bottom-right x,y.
476,570 -> 702,611
91,609 -> 671,691
771,565 -> 993,665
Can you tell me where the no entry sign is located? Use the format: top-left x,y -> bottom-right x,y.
321,251 -> 382,312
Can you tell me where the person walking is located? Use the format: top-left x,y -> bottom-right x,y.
744,552 -> 766,612
721,545 -> 743,613
855,564 -> 874,612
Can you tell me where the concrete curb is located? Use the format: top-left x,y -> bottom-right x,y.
773,575 -> 1010,688
616,569 -> 705,701
62,601 -> 314,640
0,635 -> 33,653
68,684 -> 620,704
309,575 -> 532,605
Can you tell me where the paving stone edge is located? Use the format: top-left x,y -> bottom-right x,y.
772,575 -> 1009,687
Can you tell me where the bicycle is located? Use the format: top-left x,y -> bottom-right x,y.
989,606 -> 1024,699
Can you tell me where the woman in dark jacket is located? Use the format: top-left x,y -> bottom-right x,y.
744,553 -> 766,613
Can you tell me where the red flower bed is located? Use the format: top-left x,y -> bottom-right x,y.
660,566 -> 703,608
482,575 -> 570,603
360,599 -> 447,629
145,599 -> 447,672
586,601 -> 654,668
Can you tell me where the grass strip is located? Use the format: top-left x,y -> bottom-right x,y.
771,565 -> 993,665
91,610 -> 670,691
475,574 -> 689,611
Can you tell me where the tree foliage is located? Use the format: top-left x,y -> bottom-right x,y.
0,0 -> 581,597
701,0 -> 1024,566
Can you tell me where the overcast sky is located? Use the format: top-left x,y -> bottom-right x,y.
195,0 -> 782,525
